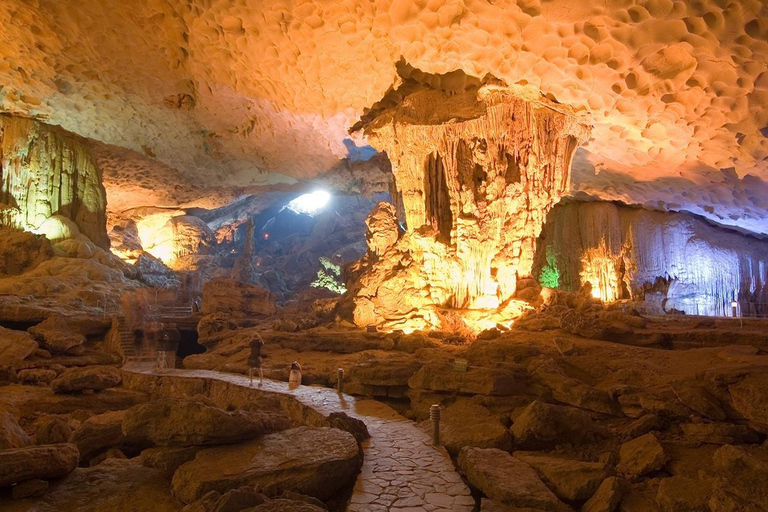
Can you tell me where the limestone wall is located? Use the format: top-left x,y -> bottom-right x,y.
0,114 -> 109,248
538,202 -> 768,316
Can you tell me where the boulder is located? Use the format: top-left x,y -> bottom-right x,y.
326,412 -> 370,443
709,445 -> 768,510
480,499 -> 547,511
531,360 -> 619,415
70,410 -> 129,462
0,443 -> 79,487
244,499 -> 327,512
0,326 -> 38,366
50,366 -> 122,394
11,478 -> 49,499
656,475 -> 712,512
36,417 -> 74,445
172,427 -> 362,503
582,477 -> 626,512
122,398 -> 287,447
457,447 -> 569,512
511,401 -> 607,450
17,368 -> 58,385
680,422 -> 761,445
617,433 -> 668,478
671,383 -> 725,421
408,363 -> 525,396
210,486 -> 267,512
139,446 -> 202,477
619,414 -> 665,439
729,373 -> 768,432
28,315 -> 87,354
0,411 -> 31,449
202,279 -> 276,318
0,227 -> 53,276
425,399 -> 512,456
89,447 -> 128,467
513,453 -> 609,501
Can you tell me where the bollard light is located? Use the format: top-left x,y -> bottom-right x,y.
430,404 -> 441,447
337,368 -> 344,393
732,301 -> 738,318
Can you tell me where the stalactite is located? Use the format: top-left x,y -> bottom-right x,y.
347,84 -> 590,331
0,114 -> 109,248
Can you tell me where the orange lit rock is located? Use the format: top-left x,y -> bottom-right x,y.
348,72 -> 589,332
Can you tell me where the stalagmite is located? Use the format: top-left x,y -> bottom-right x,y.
0,114 -> 109,249
348,70 -> 590,332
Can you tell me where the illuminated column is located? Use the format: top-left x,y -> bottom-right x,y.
352,85 -> 589,321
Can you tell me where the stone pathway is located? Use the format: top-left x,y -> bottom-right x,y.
123,366 -> 474,512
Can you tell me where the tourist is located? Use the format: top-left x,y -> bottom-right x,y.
248,334 -> 265,387
289,361 -> 302,387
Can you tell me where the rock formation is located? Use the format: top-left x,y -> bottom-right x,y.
537,201 -> 768,315
348,70 -> 590,332
0,115 -> 109,249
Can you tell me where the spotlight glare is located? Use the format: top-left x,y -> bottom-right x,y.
286,190 -> 331,216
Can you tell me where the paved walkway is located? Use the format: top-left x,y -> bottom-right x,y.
123,366 -> 474,512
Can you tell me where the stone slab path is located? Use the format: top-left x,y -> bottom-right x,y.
123,366 -> 474,512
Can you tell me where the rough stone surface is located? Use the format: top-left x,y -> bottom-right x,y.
656,475 -> 712,512
0,412 -> 31,449
617,433 -> 669,478
172,426 -> 362,504
729,373 -> 768,432
458,447 -> 568,512
0,326 -> 38,366
244,499 -> 327,512
582,477 -> 626,512
50,366 -> 122,394
28,315 -> 87,354
139,446 -> 201,477
17,368 -> 58,386
36,417 -> 73,445
11,478 -> 49,499
428,399 -> 512,456
70,410 -> 129,463
511,401 -> 606,450
0,443 -> 79,487
122,398 -> 288,447
709,445 -> 768,511
513,453 -> 609,502
201,279 -> 276,318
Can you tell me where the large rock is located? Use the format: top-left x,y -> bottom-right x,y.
28,315 -> 87,354
582,477 -> 626,512
656,475 -> 712,512
511,401 -> 606,450
122,398 -> 288,447
202,279 -> 276,318
172,426 -> 362,503
0,326 -> 38,366
426,399 -> 512,456
36,417 -> 74,445
513,453 -> 609,501
408,363 -> 525,396
70,410 -> 129,462
17,368 -> 58,385
457,447 -> 569,512
709,445 -> 768,511
680,422 -> 761,445
0,227 -> 53,276
50,365 -> 122,394
244,499 -> 327,512
0,443 -> 79,486
531,360 -> 619,415
729,373 -> 768,432
617,433 -> 668,478
139,446 -> 202,477
0,411 -> 31,449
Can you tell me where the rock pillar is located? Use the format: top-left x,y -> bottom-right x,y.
348,83 -> 589,331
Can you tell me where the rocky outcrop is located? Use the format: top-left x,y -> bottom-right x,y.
28,315 -> 87,354
458,447 -> 569,512
0,228 -> 53,276
0,115 -> 109,249
139,446 -> 201,477
425,399 -> 511,456
0,326 -> 38,367
511,401 -> 606,450
616,433 -> 668,478
513,453 -> 609,502
347,75 -> 589,332
0,412 -> 31,449
70,410 -> 129,463
171,426 -> 362,503
202,279 -> 276,318
537,201 -> 768,312
729,373 -> 768,432
122,398 -> 288,447
0,443 -> 79,487
50,366 -> 122,394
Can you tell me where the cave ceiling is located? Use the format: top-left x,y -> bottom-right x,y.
1,0 -> 767,233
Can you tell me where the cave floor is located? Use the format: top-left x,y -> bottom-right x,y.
123,364 -> 476,512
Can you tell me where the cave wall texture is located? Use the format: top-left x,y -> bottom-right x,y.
0,0 -> 767,234
538,201 -> 768,316
0,114 -> 109,249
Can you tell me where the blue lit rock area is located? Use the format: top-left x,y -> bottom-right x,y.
2,2 -> 768,512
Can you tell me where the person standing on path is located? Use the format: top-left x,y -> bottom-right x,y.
248,334 -> 265,387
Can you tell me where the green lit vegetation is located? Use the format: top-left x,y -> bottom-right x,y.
311,257 -> 346,294
539,246 -> 560,288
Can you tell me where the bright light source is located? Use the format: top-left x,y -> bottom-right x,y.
285,191 -> 331,216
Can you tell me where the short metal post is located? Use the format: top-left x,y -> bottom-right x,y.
337,368 -> 344,393
732,301 -> 738,318
430,404 -> 441,447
